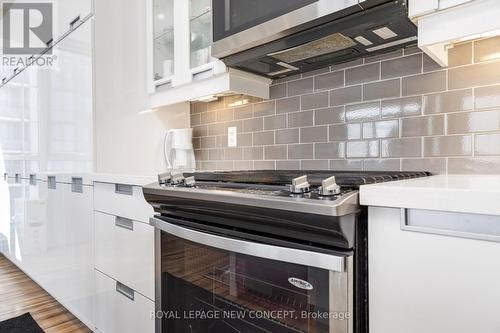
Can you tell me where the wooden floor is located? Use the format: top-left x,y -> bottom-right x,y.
0,254 -> 92,333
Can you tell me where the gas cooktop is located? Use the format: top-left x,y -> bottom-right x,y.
143,170 -> 430,217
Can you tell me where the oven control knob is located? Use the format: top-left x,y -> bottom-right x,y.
157,172 -> 171,186
290,175 -> 310,194
318,176 -> 341,196
183,176 -> 196,187
170,171 -> 184,185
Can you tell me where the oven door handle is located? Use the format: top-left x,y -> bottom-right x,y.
150,216 -> 345,272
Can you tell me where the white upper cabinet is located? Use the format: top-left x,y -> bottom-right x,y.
410,0 -> 500,66
53,0 -> 93,40
147,0 -> 271,107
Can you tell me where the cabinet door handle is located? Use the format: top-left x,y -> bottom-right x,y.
29,174 -> 37,185
71,177 -> 83,193
15,174 -> 21,183
115,216 -> 134,231
70,15 -> 81,29
116,281 -> 135,301
115,184 -> 133,195
48,176 -> 56,189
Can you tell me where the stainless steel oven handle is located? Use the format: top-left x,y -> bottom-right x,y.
150,217 -> 345,272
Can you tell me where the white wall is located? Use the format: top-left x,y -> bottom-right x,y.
93,0 -> 190,175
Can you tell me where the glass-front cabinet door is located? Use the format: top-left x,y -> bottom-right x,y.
153,0 -> 175,82
190,0 -> 212,69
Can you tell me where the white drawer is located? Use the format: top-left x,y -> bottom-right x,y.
94,182 -> 153,223
94,270 -> 155,333
94,211 -> 154,300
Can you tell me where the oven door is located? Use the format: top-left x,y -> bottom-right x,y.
212,0 -> 361,58
151,217 -> 353,333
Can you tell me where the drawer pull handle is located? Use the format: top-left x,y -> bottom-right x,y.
71,177 -> 83,193
30,174 -> 37,186
115,216 -> 134,231
48,176 -> 56,189
70,15 -> 81,29
115,184 -> 133,195
15,174 -> 21,183
401,208 -> 500,242
116,282 -> 134,301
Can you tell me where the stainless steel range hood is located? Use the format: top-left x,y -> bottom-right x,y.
213,0 -> 417,79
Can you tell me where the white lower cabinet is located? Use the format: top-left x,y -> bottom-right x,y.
94,182 -> 153,224
94,270 -> 155,333
369,206 -> 500,333
94,211 -> 154,300
63,181 -> 94,328
30,176 -> 94,330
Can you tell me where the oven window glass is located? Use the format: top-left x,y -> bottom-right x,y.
160,231 -> 350,333
213,0 -> 318,41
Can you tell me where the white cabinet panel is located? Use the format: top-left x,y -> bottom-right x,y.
30,18 -> 93,173
94,182 -> 153,223
53,0 -> 93,41
369,206 -> 500,333
37,178 -> 67,300
94,270 -> 155,333
14,178 -> 47,277
95,211 -> 154,300
0,176 -> 10,256
62,181 -> 94,327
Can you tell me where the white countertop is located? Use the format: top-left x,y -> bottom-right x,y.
28,172 -> 157,187
360,174 -> 500,215
91,173 -> 157,186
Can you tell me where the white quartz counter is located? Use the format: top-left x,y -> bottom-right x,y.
360,174 -> 500,215
91,173 -> 157,186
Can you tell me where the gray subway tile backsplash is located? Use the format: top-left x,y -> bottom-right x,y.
288,77 -> 313,96
288,143 -> 314,159
401,115 -> 444,137
363,79 -> 400,101
314,70 -> 344,91
381,54 -> 422,79
330,85 -> 362,106
288,111 -> 313,128
264,114 -> 286,130
276,128 -> 300,144
346,141 -> 379,158
276,96 -> 300,114
252,131 -> 274,146
345,102 -> 381,122
423,135 -> 472,157
474,36 -> 500,63
264,145 -> 287,160
423,89 -> 473,114
449,61 -> 500,89
315,107 -> 345,125
381,96 -> 422,118
301,91 -> 329,110
402,71 -> 447,96
300,126 -> 328,143
447,110 -> 500,134
191,41 -> 500,174
345,63 -> 380,85
363,120 -> 399,139
475,133 -> 500,156
475,85 -> 500,110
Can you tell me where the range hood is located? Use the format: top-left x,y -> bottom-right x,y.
214,0 -> 417,79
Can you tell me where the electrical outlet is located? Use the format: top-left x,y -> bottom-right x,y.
228,127 -> 237,147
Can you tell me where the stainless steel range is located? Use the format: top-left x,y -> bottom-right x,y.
143,170 -> 429,333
